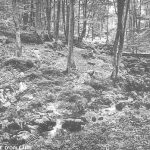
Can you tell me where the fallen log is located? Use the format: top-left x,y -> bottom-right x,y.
122,52 -> 150,58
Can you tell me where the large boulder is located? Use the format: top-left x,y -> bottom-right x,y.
3,57 -> 34,72
21,31 -> 43,44
56,85 -> 96,117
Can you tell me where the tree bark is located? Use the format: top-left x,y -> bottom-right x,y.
106,4 -> 109,44
22,0 -> 28,29
66,0 -> 74,73
12,0 -> 22,57
55,0 -> 61,41
62,0 -> 66,38
138,0 -> 141,31
66,0 -> 70,43
53,0 -> 56,31
46,0 -> 53,40
78,0 -> 81,40
117,0 -> 130,67
113,0 -> 117,14
30,0 -> 35,27
78,0 -> 87,43
111,0 -> 127,80
35,0 -> 40,29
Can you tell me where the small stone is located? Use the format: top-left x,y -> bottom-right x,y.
87,70 -> 94,76
133,102 -> 141,109
92,116 -> 96,122
98,117 -> 103,121
78,73 -> 91,84
115,103 -> 126,111
101,127 -> 106,133
144,103 -> 150,110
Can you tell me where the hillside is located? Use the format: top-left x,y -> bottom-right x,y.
0,37 -> 150,149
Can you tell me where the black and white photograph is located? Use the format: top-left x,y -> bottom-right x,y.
0,0 -> 150,149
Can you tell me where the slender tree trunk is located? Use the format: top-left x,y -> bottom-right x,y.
118,0 -> 130,57
100,18 -> 104,39
86,24 -> 90,38
41,0 -> 45,28
111,0 -> 127,80
91,12 -> 95,40
66,0 -> 74,73
46,0 -> 53,40
50,0 -> 52,30
92,25 -> 94,40
72,6 -> 75,38
55,0 -> 61,41
124,0 -> 130,32
39,0 -> 42,28
62,0 -> 66,38
78,0 -> 87,42
78,0 -> 81,40
138,0 -> 141,31
106,5 -> 109,44
112,25 -> 120,79
46,0 -> 51,31
22,0 -> 28,29
113,0 -> 117,14
53,0 -> 56,31
134,0 -> 138,30
35,0 -> 40,29
12,0 -> 22,57
30,0 -> 35,27
15,22 -> 22,57
66,0 -> 70,43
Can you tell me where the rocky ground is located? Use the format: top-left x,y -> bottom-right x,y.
0,39 -> 150,150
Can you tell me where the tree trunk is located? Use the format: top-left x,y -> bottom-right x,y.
46,0 -> 53,40
138,0 -> 141,31
117,0 -> 130,68
55,0 -> 61,41
86,24 -> 90,38
22,0 -> 28,29
78,0 -> 87,42
111,0 -> 127,80
133,0 -> 138,30
78,0 -> 81,40
66,0 -> 74,73
12,0 -> 22,57
30,0 -> 35,27
113,0 -> 117,14
62,0 -> 66,38
35,0 -> 40,29
106,5 -> 109,44
91,11 -> 95,40
53,0 -> 56,31
66,0 -> 70,43
39,0 -> 42,28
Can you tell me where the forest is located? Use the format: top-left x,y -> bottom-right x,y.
1,0 -> 150,149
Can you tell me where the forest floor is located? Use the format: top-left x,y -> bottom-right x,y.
0,37 -> 150,150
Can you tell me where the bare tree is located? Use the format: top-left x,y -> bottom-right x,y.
66,0 -> 75,73
66,0 -> 70,43
78,0 -> 88,42
111,0 -> 130,80
62,0 -> 66,38
12,0 -> 22,57
46,0 -> 53,40
55,0 -> 61,41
